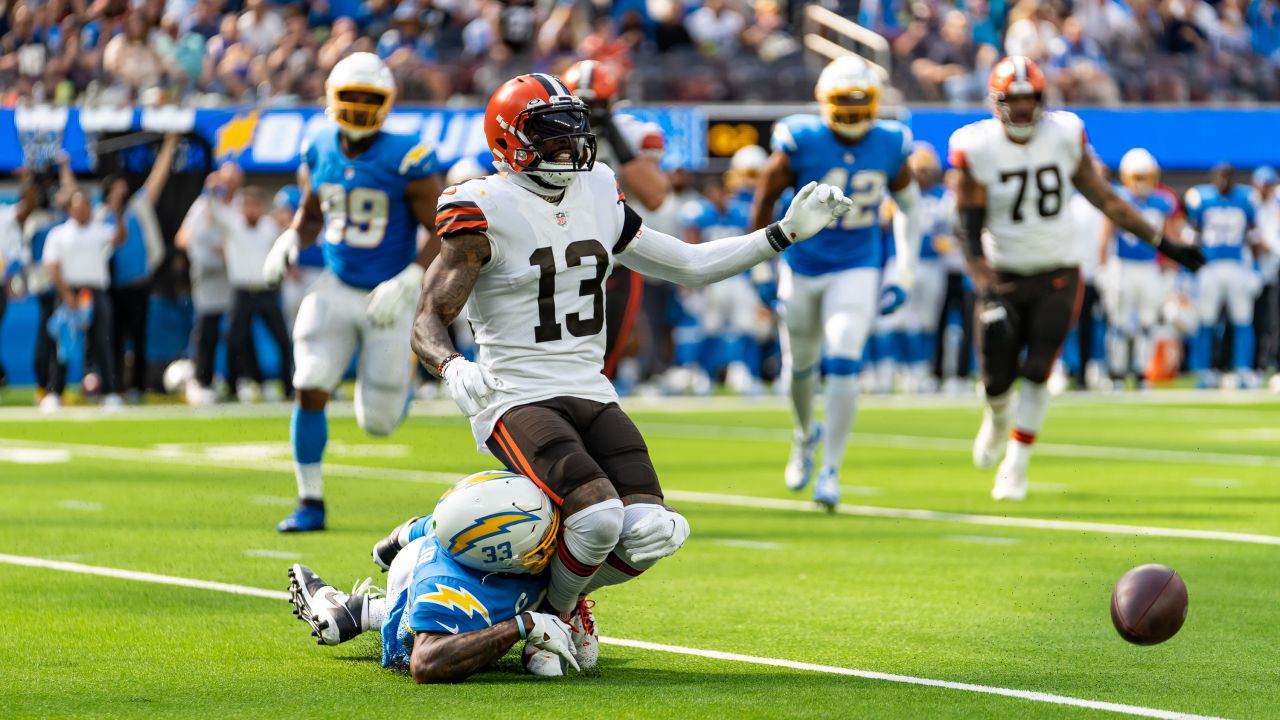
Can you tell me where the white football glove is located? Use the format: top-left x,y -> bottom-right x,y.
263,227 -> 300,286
442,358 -> 498,416
778,181 -> 855,243
525,612 -> 580,672
623,507 -> 691,563
367,262 -> 426,327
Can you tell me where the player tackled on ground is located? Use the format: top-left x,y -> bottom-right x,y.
410,73 -> 853,643
948,57 -> 1205,501
288,470 -> 581,681
263,53 -> 445,532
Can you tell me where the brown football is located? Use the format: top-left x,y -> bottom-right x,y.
1110,564 -> 1188,645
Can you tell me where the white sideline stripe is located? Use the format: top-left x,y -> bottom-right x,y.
637,423 -> 1280,468
0,553 -> 1225,720
56,500 -> 103,512
710,539 -> 784,550
6,437 -> 1280,547
244,549 -> 304,560
945,534 -> 1022,546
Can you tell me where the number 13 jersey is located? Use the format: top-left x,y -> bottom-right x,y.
948,111 -> 1086,274
437,163 -> 634,449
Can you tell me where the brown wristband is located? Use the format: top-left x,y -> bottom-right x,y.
436,352 -> 463,377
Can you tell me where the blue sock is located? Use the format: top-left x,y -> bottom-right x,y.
407,515 -> 434,543
1191,327 -> 1213,372
1232,323 -> 1254,371
291,406 -> 327,465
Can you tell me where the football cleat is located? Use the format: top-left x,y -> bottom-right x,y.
973,407 -> 1011,470
277,504 -> 325,533
991,459 -> 1028,502
372,516 -> 422,571
287,564 -> 374,646
784,423 -> 823,491
813,466 -> 840,511
522,642 -> 565,677
569,597 -> 599,670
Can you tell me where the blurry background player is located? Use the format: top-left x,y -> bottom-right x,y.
1098,148 -> 1178,388
263,53 -> 444,533
1184,163 -> 1262,389
563,60 -> 670,391
751,55 -> 922,509
1063,154 -> 1109,391
950,57 -> 1205,502
680,173 -> 765,394
1249,166 -> 1280,384
273,184 -> 326,334
287,471 -> 580,682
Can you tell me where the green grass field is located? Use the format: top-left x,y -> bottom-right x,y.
2,393 -> 1277,719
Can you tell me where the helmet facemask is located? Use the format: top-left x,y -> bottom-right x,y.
819,86 -> 879,141
328,87 -> 393,140
500,100 -> 596,190
992,89 -> 1042,142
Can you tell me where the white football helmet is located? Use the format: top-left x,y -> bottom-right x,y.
325,52 -> 396,139
433,470 -> 559,575
1119,148 -> 1160,197
815,55 -> 882,140
446,156 -> 490,186
725,144 -> 768,192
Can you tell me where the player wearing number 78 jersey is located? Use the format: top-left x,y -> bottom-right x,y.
948,56 -> 1205,503
263,53 -> 445,532
750,55 -> 924,511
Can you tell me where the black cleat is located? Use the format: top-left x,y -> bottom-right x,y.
371,516 -> 421,571
287,564 -> 366,646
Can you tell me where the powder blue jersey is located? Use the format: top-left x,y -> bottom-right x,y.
919,184 -> 954,261
302,124 -> 441,289
1114,187 -> 1176,263
381,521 -> 546,669
681,196 -> 750,241
1185,184 -> 1256,263
771,115 -> 911,276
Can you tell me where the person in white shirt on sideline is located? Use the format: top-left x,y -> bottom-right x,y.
1252,166 -> 1280,380
40,190 -> 127,410
217,185 -> 293,400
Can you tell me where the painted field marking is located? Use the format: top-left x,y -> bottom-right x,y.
1188,478 -> 1248,489
710,539 -> 784,550
251,496 -> 300,507
0,552 -> 1226,720
244,549 -> 304,560
4,437 -> 1280,547
0,447 -> 72,464
56,500 -> 103,512
945,535 -> 1022,546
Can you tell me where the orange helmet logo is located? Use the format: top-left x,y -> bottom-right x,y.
988,56 -> 1046,99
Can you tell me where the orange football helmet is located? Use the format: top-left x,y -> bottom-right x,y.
562,60 -> 620,107
485,73 -> 596,189
988,56 -> 1046,141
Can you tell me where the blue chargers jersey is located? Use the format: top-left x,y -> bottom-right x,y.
1185,183 -> 1256,263
1114,187 -> 1175,263
681,196 -> 750,241
302,124 -> 441,289
919,185 -> 953,261
771,115 -> 911,276
381,521 -> 546,669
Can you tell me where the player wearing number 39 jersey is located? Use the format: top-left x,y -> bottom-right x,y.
750,55 -> 924,511
948,56 -> 1205,502
412,73 -> 854,647
263,53 -> 445,533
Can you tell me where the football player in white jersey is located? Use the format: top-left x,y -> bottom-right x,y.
948,57 -> 1205,501
410,73 -> 853,657
263,53 -> 444,532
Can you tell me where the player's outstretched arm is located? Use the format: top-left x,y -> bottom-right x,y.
748,150 -> 795,232
411,232 -> 489,372
264,163 -> 325,285
1073,157 -> 1205,270
619,182 -> 852,288
410,612 -> 577,683
954,168 -> 994,291
888,163 -> 922,293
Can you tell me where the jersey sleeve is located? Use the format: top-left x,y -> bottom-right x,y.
679,199 -> 708,231
435,183 -> 489,240
1241,188 -> 1259,226
299,125 -> 321,171
892,122 -> 913,172
947,124 -> 976,174
1183,187 -> 1203,227
616,115 -> 665,160
1054,112 -> 1087,169
406,576 -> 495,635
771,115 -> 808,157
397,141 -> 441,179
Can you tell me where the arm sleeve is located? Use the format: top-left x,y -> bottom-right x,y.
615,221 -> 780,288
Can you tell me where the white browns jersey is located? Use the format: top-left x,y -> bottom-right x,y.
948,111 -> 1087,274
437,163 -> 636,448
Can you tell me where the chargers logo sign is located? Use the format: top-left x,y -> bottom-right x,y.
447,511 -> 540,556
417,584 -> 492,626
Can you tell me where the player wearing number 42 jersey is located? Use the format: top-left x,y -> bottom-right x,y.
263,53 -> 445,532
949,56 -> 1205,502
411,73 -> 854,635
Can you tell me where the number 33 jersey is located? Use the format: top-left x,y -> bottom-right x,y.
771,115 -> 911,276
437,163 -> 635,449
948,111 -> 1086,274
302,125 -> 441,289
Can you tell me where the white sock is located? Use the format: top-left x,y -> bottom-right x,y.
1014,380 -> 1050,435
365,596 -> 388,632
548,499 -> 624,614
1005,437 -> 1033,469
822,374 -> 859,472
295,463 -> 323,501
987,390 -> 1013,422
789,368 -> 818,439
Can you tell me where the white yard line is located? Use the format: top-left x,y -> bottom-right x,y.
4,437 -> 1280,547
0,552 -> 1226,720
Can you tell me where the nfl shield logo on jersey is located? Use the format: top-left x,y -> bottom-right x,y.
555,212 -> 568,226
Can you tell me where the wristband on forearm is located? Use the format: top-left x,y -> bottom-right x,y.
436,352 -> 463,377
515,613 -> 528,640
957,206 -> 986,259
764,222 -> 792,252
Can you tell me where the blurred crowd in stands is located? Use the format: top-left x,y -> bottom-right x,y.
2,0 -> 1279,108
